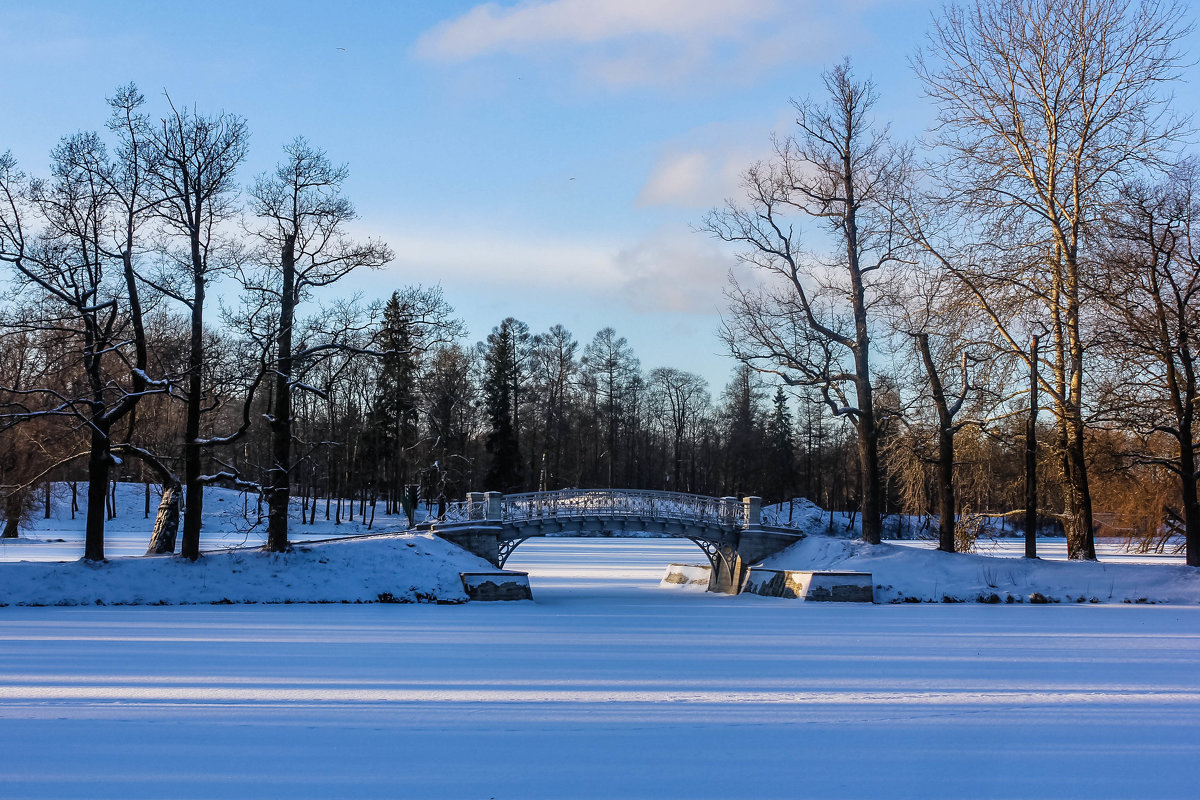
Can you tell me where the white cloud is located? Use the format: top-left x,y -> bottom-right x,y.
358,223 -> 746,316
637,149 -> 754,208
636,115 -> 789,208
415,0 -> 778,59
637,151 -> 711,206
378,228 -> 623,290
613,227 -> 738,314
413,0 -> 867,88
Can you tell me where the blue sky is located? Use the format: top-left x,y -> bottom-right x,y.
3,1 -> 1198,391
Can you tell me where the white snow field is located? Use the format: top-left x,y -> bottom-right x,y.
0,538 -> 1198,799
0,482 -> 423,563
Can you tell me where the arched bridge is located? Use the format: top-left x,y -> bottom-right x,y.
421,489 -> 806,594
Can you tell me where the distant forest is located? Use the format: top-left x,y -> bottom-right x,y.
1,0 -> 1197,566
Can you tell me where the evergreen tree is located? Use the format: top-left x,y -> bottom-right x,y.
765,386 -> 796,502
720,365 -> 766,497
482,318 -> 529,491
424,344 -> 476,504
368,291 -> 420,514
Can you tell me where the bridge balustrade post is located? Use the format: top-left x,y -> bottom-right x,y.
720,497 -> 739,526
743,496 -> 762,528
484,491 -> 503,521
467,492 -> 485,521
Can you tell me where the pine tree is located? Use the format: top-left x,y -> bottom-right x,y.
482,318 -> 528,491
766,386 -> 796,502
720,365 -> 766,497
369,292 -> 420,514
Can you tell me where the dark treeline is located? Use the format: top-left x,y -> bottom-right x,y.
1,0 -> 1198,568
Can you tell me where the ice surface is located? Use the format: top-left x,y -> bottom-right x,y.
0,539 -> 1197,799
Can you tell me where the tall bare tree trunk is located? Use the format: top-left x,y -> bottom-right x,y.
84,431 -> 111,562
1179,423 -> 1199,567
1025,336 -> 1039,559
1063,411 -> 1096,560
266,234 -> 297,553
916,333 -> 956,552
180,275 -> 206,561
2,491 -> 22,538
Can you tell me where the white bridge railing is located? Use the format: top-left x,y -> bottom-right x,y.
504,489 -> 745,527
427,489 -> 769,529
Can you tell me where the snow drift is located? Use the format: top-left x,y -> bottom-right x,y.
760,533 -> 1200,604
0,533 -> 496,606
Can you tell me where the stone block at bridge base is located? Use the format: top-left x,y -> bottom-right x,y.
460,571 -> 533,601
743,569 -> 875,602
437,527 -> 503,567
660,563 -> 713,588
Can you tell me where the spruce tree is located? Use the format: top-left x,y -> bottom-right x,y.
369,292 -> 420,516
766,386 -> 796,503
482,318 -> 528,491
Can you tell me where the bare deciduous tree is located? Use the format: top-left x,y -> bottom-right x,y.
1098,165 -> 1200,565
143,98 -> 250,560
915,0 -> 1191,559
705,60 -> 909,544
0,87 -> 162,560
248,138 -> 392,553
647,367 -> 710,491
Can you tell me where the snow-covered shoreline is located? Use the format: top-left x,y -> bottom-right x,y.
0,533 -> 494,607
2,483 -> 1195,606
760,533 -> 1200,604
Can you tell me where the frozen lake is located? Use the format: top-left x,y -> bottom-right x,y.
2,538 -> 1198,799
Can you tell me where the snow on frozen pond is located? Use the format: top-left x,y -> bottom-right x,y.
2,539 -> 1199,799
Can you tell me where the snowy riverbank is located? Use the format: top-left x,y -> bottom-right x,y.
761,533 -> 1200,604
2,483 -> 1195,606
0,533 -> 495,606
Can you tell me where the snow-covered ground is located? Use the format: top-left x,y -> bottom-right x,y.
0,533 -> 494,606
758,497 -> 1199,604
762,533 -> 1200,604
0,483 -> 493,606
1,539 -> 1198,799
1,482 -> 417,562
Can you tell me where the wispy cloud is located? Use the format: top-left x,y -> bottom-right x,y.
367,222 -> 740,315
379,228 -> 622,290
614,226 -> 735,314
638,149 -> 752,209
637,115 -> 789,209
414,0 -> 864,88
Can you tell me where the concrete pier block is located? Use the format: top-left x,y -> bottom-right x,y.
460,571 -> 533,601
743,569 -> 875,602
467,492 -> 485,520
660,563 -> 713,588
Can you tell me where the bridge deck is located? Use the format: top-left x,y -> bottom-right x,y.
424,489 -> 804,532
